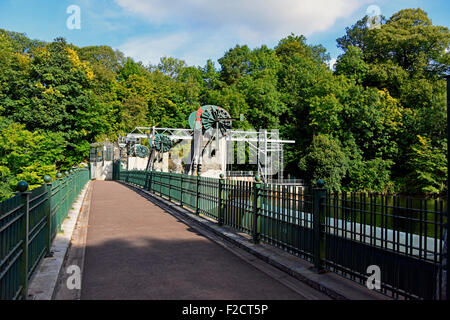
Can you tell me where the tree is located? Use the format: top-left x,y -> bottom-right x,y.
334,46 -> 369,84
345,157 -> 393,193
235,45 -> 285,129
0,122 -> 66,197
119,57 -> 146,81
337,16 -> 375,52
0,7 -> 448,197
404,135 -> 447,194
368,9 -> 449,76
0,165 -> 14,200
276,34 -> 331,138
157,57 -> 187,79
120,95 -> 148,132
77,45 -> 125,74
218,45 -> 251,85
298,134 -> 349,190
335,9 -> 449,194
200,59 -> 220,90
0,29 -> 45,54
337,9 -> 450,91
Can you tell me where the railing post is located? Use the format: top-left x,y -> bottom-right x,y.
313,179 -> 327,273
143,170 -> 147,189
44,175 -> 53,257
144,170 -> 149,190
17,181 -> 30,300
168,171 -> 172,201
149,170 -> 153,192
218,174 -> 224,226
62,172 -> 69,230
445,75 -> 449,301
195,174 -> 200,215
159,171 -> 163,196
71,171 -> 75,204
252,177 -> 261,243
439,229 -> 448,300
180,173 -> 183,207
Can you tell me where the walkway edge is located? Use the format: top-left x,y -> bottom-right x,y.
27,181 -> 91,300
121,182 -> 390,301
52,180 -> 93,300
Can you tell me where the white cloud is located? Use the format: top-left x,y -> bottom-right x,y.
118,32 -> 191,65
114,0 -> 373,66
328,58 -> 337,70
114,0 -> 371,39
117,31 -> 237,66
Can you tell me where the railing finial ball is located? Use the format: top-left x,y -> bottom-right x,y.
316,179 -> 325,188
17,181 -> 28,192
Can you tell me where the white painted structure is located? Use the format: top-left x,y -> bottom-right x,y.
118,127 -> 295,181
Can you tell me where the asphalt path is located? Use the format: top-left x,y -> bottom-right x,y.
81,181 -> 317,300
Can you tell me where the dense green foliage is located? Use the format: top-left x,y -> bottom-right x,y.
0,8 -> 448,199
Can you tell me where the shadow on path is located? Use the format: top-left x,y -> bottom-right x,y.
81,181 -> 304,300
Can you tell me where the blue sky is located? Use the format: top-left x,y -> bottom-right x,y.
0,0 -> 448,67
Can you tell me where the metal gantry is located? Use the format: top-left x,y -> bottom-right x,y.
118,126 -> 295,182
225,129 -> 295,182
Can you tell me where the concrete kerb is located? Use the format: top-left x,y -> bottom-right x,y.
52,180 -> 93,300
27,181 -> 91,300
120,181 -> 390,301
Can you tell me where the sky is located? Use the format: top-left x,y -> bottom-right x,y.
0,0 -> 449,68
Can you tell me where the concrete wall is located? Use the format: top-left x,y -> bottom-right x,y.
109,135 -> 228,178
127,157 -> 148,170
90,161 -> 113,180
199,137 -> 227,178
152,153 -> 169,172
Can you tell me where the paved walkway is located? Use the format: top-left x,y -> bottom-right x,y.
80,181 -> 318,300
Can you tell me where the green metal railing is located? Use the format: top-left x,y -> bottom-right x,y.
117,166 -> 448,300
0,168 -> 89,300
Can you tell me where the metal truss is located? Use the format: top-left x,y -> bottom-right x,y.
118,126 -> 295,182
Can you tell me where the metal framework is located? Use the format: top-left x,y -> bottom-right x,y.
225,130 -> 294,182
118,126 -> 295,182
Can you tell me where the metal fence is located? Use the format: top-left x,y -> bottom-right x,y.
0,168 -> 90,300
116,167 -> 448,300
